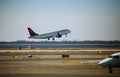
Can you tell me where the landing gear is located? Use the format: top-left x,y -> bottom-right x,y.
48,38 -> 55,40
48,38 -> 50,40
65,34 -> 67,37
109,66 -> 112,73
52,38 -> 55,40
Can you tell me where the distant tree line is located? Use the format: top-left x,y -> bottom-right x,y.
0,40 -> 120,44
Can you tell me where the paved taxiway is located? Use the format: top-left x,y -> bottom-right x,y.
0,49 -> 120,77
0,59 -> 120,77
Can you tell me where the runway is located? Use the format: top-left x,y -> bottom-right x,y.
1,74 -> 120,77
0,59 -> 120,77
0,49 -> 120,77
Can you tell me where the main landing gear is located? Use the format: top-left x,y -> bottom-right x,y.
47,38 -> 55,40
48,38 -> 50,40
52,38 -> 55,40
48,38 -> 55,40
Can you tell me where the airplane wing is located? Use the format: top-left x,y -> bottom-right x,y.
46,29 -> 71,40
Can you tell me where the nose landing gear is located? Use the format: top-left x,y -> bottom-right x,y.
65,34 -> 67,37
109,66 -> 112,73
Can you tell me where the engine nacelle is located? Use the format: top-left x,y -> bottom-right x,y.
57,34 -> 62,38
57,32 -> 62,38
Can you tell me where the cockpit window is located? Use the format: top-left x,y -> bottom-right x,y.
108,55 -> 119,58
113,56 -> 119,58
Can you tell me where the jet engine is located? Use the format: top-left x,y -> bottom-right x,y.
57,32 -> 62,38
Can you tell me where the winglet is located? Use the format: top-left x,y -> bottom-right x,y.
27,27 -> 38,36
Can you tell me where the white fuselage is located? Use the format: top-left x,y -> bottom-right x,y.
29,29 -> 71,39
98,52 -> 120,68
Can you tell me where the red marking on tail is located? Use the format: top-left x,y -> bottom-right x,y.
28,27 -> 38,36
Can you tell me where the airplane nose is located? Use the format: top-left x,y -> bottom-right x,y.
98,61 -> 107,67
98,61 -> 104,65
69,30 -> 71,33
98,58 -> 112,67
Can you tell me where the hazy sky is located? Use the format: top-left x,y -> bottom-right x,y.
0,0 -> 120,41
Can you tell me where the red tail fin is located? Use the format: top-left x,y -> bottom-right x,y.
28,27 -> 38,36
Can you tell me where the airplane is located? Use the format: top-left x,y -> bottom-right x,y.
98,52 -> 120,73
27,27 -> 71,40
